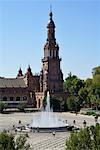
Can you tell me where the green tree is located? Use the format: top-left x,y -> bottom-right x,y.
92,66 -> 100,76
78,87 -> 89,105
0,131 -> 30,150
83,78 -> 93,107
89,86 -> 100,110
0,102 -> 7,113
67,96 -> 80,112
78,66 -> 100,109
50,97 -> 61,111
67,96 -> 75,111
42,96 -> 60,111
65,132 -> 79,150
0,131 -> 15,150
64,73 -> 84,95
85,78 -> 92,88
64,73 -> 77,93
90,124 -> 100,150
64,67 -> 100,111
18,102 -> 27,112
15,134 -> 30,150
65,123 -> 100,150
93,74 -> 100,87
91,66 -> 100,109
64,73 -> 84,111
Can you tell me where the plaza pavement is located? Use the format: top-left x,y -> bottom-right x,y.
0,112 -> 100,150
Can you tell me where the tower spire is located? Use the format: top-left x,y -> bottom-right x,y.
17,67 -> 23,77
50,5 -> 52,12
49,5 -> 53,22
40,10 -> 63,93
43,9 -> 59,59
47,8 -> 55,43
49,5 -> 53,20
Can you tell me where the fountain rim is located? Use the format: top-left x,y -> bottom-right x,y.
27,124 -> 73,132
28,123 -> 69,129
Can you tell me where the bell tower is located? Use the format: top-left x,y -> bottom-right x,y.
40,10 -> 63,93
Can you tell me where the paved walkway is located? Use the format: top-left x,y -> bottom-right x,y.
0,112 -> 100,150
23,131 -> 69,150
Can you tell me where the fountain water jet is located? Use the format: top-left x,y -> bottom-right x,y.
29,91 -> 69,130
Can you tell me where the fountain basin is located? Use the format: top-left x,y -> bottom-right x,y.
28,92 -> 73,132
28,112 -> 72,132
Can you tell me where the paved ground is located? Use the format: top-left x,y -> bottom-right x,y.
15,131 -> 70,150
0,112 -> 100,150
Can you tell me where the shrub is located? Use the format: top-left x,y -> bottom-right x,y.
85,111 -> 96,116
65,123 -> 100,150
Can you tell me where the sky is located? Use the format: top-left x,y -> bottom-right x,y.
0,0 -> 100,80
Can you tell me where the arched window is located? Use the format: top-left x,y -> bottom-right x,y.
10,97 -> 14,101
3,97 -> 7,101
16,97 -> 20,101
23,96 -> 27,100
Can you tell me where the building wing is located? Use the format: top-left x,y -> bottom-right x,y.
0,77 -> 27,88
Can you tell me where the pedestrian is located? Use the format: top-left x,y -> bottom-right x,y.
37,127 -> 39,132
83,120 -> 86,128
52,131 -> 56,137
13,125 -> 15,129
73,120 -> 75,125
19,120 -> 21,124
95,115 -> 98,123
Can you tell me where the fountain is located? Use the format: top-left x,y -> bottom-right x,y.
28,91 -> 70,131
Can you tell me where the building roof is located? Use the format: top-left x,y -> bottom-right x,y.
0,77 -> 27,88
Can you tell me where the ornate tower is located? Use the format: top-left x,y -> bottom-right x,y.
17,67 -> 23,77
40,11 -> 63,93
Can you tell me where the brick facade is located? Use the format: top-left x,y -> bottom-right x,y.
0,11 -> 66,110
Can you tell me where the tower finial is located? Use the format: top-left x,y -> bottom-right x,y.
17,66 -> 23,77
50,5 -> 52,13
49,5 -> 53,20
